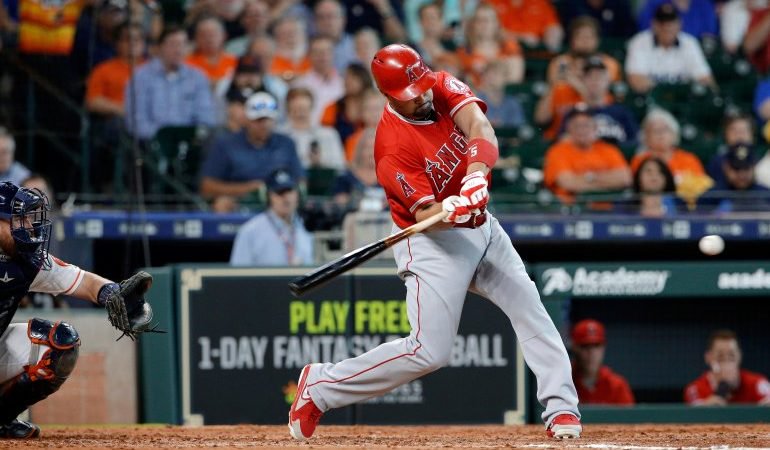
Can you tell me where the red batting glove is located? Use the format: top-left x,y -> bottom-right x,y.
460,171 -> 489,212
442,195 -> 472,224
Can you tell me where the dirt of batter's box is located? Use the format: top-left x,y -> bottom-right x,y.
8,424 -> 770,449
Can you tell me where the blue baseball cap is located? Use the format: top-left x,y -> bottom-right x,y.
725,144 -> 757,170
266,169 -> 297,193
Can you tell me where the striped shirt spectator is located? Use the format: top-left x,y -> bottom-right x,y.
124,26 -> 216,140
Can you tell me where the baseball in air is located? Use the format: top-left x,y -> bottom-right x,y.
699,235 -> 725,256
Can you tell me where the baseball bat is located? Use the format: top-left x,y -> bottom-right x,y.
288,210 -> 449,297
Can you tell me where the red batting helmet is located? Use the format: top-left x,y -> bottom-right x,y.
371,44 -> 437,101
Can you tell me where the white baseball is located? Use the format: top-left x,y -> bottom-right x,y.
699,235 -> 725,256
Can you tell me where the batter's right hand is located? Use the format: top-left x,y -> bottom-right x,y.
442,195 -> 472,224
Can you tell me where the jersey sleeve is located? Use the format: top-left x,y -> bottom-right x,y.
377,153 -> 436,215
753,375 -> 770,403
433,72 -> 487,119
29,255 -> 85,296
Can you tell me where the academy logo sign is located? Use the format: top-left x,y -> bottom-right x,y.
542,267 -> 670,296
717,269 -> 770,289
542,268 -> 573,295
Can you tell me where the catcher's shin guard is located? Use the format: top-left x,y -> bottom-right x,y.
0,319 -> 80,424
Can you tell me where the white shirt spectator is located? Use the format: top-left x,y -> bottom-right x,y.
625,30 -> 712,84
277,123 -> 346,170
720,0 -> 752,53
230,211 -> 314,266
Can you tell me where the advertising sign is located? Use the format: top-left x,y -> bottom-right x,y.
179,268 -> 524,425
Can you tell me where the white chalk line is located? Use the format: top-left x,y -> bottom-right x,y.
522,444 -> 770,450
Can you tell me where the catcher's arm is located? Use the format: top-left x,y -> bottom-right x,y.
71,271 -> 113,305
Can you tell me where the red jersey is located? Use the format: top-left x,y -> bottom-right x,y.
374,72 -> 487,229
573,365 -> 635,405
684,370 -> 770,404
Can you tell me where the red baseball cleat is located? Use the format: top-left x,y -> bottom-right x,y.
546,413 -> 582,439
288,364 -> 323,440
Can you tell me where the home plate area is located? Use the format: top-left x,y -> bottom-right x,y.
8,424 -> 769,449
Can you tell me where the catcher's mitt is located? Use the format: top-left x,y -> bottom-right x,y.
98,271 -> 164,341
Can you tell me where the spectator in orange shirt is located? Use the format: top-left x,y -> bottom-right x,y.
571,319 -> 635,405
85,22 -> 146,118
631,108 -> 707,185
484,0 -> 564,52
455,4 -> 524,88
543,106 -> 632,202
85,21 -> 146,192
685,329 -> 770,406
186,16 -> 238,89
547,16 -> 621,85
537,57 -> 631,142
269,16 -> 310,83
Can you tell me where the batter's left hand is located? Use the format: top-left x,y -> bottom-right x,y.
460,171 -> 489,212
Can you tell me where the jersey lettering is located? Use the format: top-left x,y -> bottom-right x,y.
425,158 -> 452,193
435,144 -> 461,174
396,172 -> 416,198
450,129 -> 469,154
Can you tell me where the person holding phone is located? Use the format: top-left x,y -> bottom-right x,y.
685,329 -> 770,406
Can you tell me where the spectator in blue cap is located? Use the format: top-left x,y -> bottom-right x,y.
230,168 -> 314,267
201,91 -> 305,212
698,144 -> 770,212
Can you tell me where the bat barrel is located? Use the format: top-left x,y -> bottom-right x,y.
288,210 -> 448,297
289,241 -> 388,296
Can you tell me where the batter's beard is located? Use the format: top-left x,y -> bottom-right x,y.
412,101 -> 435,121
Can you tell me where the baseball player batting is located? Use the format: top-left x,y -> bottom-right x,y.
289,44 -> 581,440
0,182 -> 159,439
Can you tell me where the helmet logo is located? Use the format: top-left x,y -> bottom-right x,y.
405,60 -> 427,83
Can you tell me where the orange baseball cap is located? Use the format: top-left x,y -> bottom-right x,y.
571,319 -> 606,345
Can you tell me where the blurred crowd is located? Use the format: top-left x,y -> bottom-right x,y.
2,0 -> 770,227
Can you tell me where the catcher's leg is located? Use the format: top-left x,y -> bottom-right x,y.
0,319 -> 80,439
